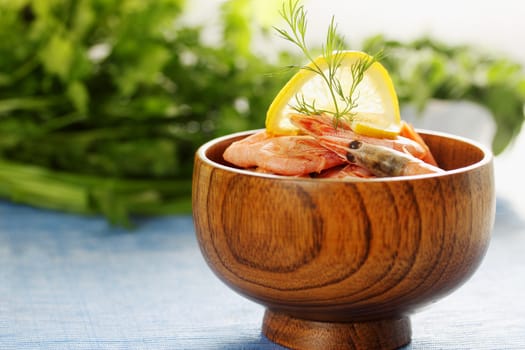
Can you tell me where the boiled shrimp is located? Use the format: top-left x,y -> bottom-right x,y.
223,131 -> 345,176
319,137 -> 444,177
290,113 -> 434,163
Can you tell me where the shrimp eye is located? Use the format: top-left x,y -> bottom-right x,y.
349,140 -> 362,149
346,153 -> 356,163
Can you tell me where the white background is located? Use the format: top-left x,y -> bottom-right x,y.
185,0 -> 525,63
303,0 -> 525,64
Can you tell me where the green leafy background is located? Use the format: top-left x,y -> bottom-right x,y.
0,0 -> 523,225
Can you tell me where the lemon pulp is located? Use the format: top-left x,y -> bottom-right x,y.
265,50 -> 401,138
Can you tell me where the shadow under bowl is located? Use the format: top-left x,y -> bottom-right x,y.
192,129 -> 495,350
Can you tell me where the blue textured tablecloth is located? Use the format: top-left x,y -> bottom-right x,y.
1,196 -> 524,349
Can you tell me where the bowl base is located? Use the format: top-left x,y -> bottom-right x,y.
262,309 -> 411,350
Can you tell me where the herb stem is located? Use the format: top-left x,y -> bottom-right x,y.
275,0 -> 380,124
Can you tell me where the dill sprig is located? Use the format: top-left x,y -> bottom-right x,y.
274,0 -> 381,123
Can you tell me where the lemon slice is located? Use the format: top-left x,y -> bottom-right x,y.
266,50 -> 401,138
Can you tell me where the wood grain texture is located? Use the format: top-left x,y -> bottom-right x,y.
263,310 -> 411,350
192,130 -> 495,350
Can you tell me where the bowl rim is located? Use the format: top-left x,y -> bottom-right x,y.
196,128 -> 493,182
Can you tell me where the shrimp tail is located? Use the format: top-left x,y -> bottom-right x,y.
400,121 -> 439,166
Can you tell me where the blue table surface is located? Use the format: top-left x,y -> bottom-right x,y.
1,195 -> 525,350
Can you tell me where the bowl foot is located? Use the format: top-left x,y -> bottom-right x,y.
262,309 -> 411,350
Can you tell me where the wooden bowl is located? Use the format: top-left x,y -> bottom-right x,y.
192,129 -> 495,350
